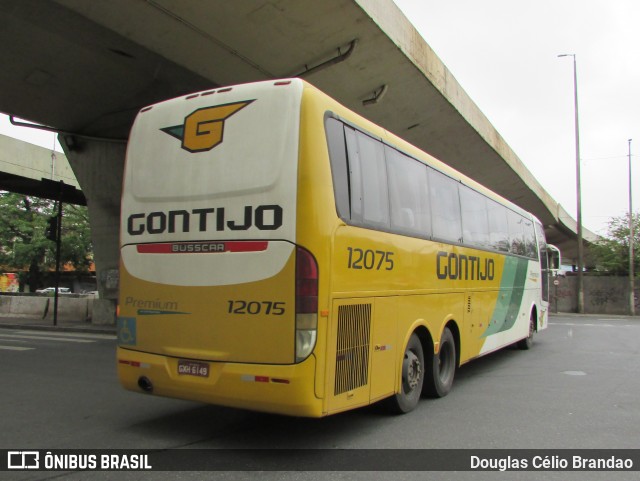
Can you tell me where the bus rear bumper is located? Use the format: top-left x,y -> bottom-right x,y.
116,347 -> 324,417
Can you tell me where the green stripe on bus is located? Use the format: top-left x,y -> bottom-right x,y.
483,257 -> 529,337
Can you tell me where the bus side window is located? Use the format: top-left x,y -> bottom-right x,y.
344,127 -> 363,223
344,128 -> 390,229
507,210 -> 526,256
325,118 -> 351,221
386,146 -> 431,238
428,168 -> 462,244
487,200 -> 509,252
459,184 -> 490,249
356,131 -> 389,229
523,218 -> 537,259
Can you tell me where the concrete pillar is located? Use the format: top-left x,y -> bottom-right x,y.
60,136 -> 126,325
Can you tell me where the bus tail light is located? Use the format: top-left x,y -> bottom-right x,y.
295,246 -> 318,362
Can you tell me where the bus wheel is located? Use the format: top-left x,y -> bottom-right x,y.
386,333 -> 424,414
517,315 -> 535,350
423,327 -> 456,398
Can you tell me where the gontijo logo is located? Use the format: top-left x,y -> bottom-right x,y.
160,100 -> 255,153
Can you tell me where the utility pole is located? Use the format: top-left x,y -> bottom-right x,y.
43,179 -> 66,326
53,195 -> 63,327
558,53 -> 584,313
629,139 -> 635,315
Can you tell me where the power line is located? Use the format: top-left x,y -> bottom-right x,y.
582,154 -> 630,162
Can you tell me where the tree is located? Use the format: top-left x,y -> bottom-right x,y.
589,213 -> 640,276
0,192 -> 93,291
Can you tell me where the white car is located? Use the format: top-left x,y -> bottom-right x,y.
35,287 -> 71,295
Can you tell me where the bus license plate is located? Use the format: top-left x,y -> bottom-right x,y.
177,360 -> 209,378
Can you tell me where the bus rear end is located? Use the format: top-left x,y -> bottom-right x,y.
117,79 -> 322,416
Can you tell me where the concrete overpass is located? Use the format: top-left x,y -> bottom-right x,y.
0,134 -> 84,204
0,0 -> 594,323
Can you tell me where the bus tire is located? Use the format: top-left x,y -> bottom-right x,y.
517,315 -> 535,350
385,333 -> 424,414
423,327 -> 456,398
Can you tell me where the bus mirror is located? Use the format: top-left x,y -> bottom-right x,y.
547,244 -> 561,274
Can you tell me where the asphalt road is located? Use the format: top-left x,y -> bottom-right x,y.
1,314 -> 639,480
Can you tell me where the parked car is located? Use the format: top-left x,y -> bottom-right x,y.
556,265 -> 580,277
35,287 -> 71,295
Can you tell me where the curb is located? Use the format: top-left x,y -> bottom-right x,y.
549,312 -> 640,321
0,322 -> 116,335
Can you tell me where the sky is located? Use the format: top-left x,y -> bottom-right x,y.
1,0 -> 639,236
392,0 -> 640,236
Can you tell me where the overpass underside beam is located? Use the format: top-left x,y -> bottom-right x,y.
0,170 -> 86,205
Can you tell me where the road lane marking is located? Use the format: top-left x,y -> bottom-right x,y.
0,333 -> 94,343
597,318 -> 635,322
0,345 -> 35,351
549,322 -> 637,327
550,323 -> 615,327
14,330 -> 116,340
0,337 -> 30,343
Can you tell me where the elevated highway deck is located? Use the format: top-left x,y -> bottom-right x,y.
0,134 -> 84,204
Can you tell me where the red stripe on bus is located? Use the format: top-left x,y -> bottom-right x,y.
136,241 -> 268,254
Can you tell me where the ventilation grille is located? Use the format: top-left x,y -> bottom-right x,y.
334,304 -> 371,396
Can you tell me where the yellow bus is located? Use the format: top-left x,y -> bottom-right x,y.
117,78 -> 557,417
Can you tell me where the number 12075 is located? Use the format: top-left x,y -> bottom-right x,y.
227,301 -> 286,315
347,247 -> 394,270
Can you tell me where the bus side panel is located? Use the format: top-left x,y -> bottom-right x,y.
369,297 -> 399,403
327,224 -> 542,384
323,296 -> 401,411
325,298 -> 375,414
478,257 -> 539,355
463,291 -> 495,362
324,293 -> 467,415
